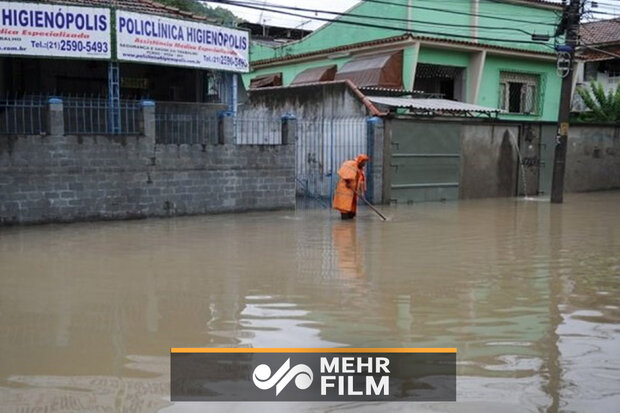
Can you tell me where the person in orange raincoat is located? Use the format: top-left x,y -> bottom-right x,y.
332,154 -> 369,220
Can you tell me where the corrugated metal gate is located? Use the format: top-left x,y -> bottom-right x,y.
296,117 -> 368,205
388,120 -> 460,204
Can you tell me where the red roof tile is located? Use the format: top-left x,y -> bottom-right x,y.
580,18 -> 620,46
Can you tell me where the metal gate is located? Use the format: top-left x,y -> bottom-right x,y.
538,124 -> 558,196
388,120 -> 460,204
296,117 -> 368,205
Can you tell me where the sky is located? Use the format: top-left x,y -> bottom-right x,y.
205,0 -> 370,30
204,0 -> 620,31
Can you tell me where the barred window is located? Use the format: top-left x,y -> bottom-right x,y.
499,72 -> 540,114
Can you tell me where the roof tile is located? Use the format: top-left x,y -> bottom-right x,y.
580,18 -> 620,46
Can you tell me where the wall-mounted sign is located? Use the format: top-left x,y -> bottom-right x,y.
116,10 -> 249,73
121,77 -> 149,89
0,1 -> 111,59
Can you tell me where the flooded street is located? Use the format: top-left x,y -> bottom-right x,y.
1,191 -> 619,412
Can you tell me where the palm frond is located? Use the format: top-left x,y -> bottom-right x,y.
577,80 -> 620,122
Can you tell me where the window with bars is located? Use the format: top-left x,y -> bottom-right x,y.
499,72 -> 540,114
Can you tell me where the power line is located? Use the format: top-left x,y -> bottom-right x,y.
588,0 -> 620,8
360,0 -> 560,26
220,0 -> 543,36
210,0 -> 558,46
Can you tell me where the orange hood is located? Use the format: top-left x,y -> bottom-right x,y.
356,154 -> 370,166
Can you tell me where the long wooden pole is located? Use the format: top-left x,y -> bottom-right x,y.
355,190 -> 388,221
551,0 -> 580,203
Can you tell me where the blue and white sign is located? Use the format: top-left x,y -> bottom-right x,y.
116,10 -> 249,73
0,1 -> 110,59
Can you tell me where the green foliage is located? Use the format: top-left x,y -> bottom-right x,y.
155,0 -> 242,25
575,80 -> 620,123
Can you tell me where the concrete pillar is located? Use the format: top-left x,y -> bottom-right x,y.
366,116 -> 384,203
218,111 -> 234,144
471,0 -> 479,41
572,60 -> 584,103
281,113 -> 296,145
468,50 -> 486,104
140,100 -> 156,144
47,97 -> 64,136
405,42 -> 421,92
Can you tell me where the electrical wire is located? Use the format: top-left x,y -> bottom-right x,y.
360,0 -> 560,26
214,0 -> 561,27
209,0 -> 560,46
215,0 -> 543,36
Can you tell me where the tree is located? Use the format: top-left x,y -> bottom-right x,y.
575,80 -> 620,122
156,0 -> 242,25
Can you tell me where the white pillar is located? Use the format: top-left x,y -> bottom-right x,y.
468,50 -> 486,104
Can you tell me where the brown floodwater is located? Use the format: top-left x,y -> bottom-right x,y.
0,191 -> 619,413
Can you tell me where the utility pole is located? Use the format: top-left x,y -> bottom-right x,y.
550,0 -> 581,203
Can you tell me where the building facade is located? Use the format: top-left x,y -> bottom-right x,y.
245,0 -> 564,122
1,0 -> 249,139
573,17 -> 620,112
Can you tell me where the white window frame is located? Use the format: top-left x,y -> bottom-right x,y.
499,72 -> 540,115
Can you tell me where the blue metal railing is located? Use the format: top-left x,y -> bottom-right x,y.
155,102 -> 220,145
0,94 -> 47,135
235,114 -> 282,145
62,96 -> 141,135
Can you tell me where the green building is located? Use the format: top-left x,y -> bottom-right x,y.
245,0 -> 563,122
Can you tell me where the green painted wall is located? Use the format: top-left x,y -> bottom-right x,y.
246,1 -> 562,123
402,45 -> 419,90
478,55 -> 561,122
251,0 -> 558,62
410,0 -> 472,40
478,1 -> 560,52
246,49 -> 561,122
250,0 -> 405,62
417,48 -> 470,67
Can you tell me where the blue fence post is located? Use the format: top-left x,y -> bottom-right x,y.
108,62 -> 121,134
230,73 -> 238,139
140,100 -> 156,143
366,116 -> 382,203
47,97 -> 64,136
281,113 -> 296,145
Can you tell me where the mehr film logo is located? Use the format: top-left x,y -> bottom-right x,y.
170,348 -> 457,402
252,356 -> 390,397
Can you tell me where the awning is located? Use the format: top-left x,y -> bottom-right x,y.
334,51 -> 403,88
368,97 -> 502,116
291,65 -> 337,85
250,73 -> 283,89
578,45 -> 620,62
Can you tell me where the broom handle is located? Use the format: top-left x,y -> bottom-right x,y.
355,190 -> 387,221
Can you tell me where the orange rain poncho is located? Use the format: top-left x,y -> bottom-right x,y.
332,154 -> 370,215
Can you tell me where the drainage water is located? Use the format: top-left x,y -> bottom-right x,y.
0,192 -> 619,412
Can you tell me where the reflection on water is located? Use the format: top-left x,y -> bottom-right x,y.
0,191 -> 619,412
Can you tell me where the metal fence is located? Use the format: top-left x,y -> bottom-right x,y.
296,117 -> 368,202
0,94 -> 47,135
155,102 -> 221,145
235,114 -> 282,145
63,96 -> 141,135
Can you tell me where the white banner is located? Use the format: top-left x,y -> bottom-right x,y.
116,10 -> 249,73
0,1 -> 110,59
